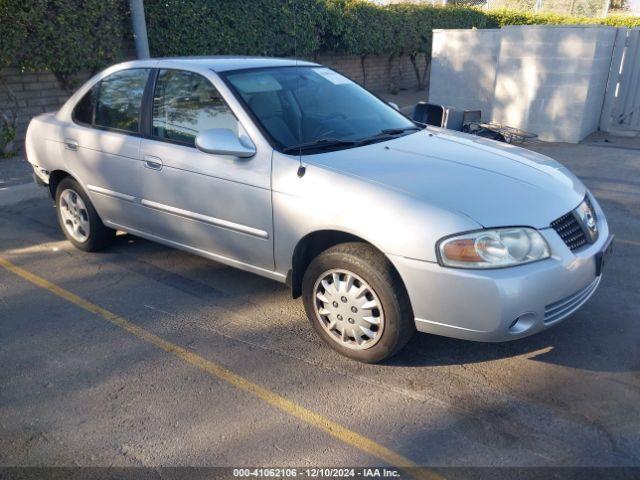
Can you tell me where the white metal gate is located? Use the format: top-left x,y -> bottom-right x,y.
601,28 -> 640,133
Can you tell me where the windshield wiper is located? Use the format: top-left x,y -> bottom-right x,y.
281,138 -> 360,154
380,126 -> 422,135
356,126 -> 422,146
359,125 -> 422,145
282,126 -> 423,154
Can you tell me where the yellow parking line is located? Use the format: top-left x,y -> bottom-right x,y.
0,255 -> 442,480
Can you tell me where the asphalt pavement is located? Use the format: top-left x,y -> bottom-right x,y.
0,137 -> 638,476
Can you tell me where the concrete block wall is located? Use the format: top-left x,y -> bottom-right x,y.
429,28 -> 501,119
1,54 -> 426,146
0,68 -> 91,146
578,27 -> 619,138
492,25 -> 617,143
315,53 -> 427,92
429,25 -> 618,143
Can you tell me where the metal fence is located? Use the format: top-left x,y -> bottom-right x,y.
380,0 -> 640,18
485,0 -> 610,17
601,28 -> 640,132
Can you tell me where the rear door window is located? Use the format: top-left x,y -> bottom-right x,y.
94,69 -> 150,133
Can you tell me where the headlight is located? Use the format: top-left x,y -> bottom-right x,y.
438,227 -> 550,269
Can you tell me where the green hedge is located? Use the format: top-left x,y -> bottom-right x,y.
1,0 -> 639,77
143,0 -> 497,58
488,10 -> 640,27
145,0 -> 329,58
0,0 -> 129,79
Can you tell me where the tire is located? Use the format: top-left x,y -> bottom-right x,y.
55,177 -> 115,252
302,242 -> 415,363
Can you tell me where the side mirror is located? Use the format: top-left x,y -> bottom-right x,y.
388,101 -> 400,111
195,128 -> 256,158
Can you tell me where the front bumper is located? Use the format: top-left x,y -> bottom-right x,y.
389,200 -> 611,342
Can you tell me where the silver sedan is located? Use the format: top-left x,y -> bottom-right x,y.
25,57 -> 614,362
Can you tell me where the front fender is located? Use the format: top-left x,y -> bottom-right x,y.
271,152 -> 480,275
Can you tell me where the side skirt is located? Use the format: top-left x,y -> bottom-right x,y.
104,220 -> 287,283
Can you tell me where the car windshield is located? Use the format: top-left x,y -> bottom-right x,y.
223,66 -> 420,154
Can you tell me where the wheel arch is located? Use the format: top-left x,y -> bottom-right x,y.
48,169 -> 73,199
287,229 -> 408,300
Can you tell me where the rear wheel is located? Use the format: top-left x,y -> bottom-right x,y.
55,177 -> 115,251
302,242 -> 415,363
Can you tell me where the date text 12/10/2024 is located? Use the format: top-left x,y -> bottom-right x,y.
233,468 -> 402,478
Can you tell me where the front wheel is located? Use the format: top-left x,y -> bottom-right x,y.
302,242 -> 415,363
55,177 -> 115,252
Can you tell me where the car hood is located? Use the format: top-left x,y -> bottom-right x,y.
307,128 -> 585,228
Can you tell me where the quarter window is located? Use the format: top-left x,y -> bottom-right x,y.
152,69 -> 238,146
73,86 -> 96,125
94,69 -> 150,133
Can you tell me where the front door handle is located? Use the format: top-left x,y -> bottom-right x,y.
144,155 -> 163,171
64,139 -> 78,151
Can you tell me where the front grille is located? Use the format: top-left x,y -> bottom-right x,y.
544,276 -> 601,324
551,211 -> 588,251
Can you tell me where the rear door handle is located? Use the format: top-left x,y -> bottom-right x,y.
64,139 -> 78,151
143,155 -> 163,171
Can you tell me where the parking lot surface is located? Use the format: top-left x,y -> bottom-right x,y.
0,139 -> 639,473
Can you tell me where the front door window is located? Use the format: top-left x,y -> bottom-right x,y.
152,69 -> 239,146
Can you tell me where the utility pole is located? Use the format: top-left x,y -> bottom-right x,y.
130,0 -> 150,59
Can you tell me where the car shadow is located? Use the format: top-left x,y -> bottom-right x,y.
385,307 -> 636,375
111,232 -> 637,375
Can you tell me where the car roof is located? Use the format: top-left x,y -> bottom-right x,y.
120,56 -> 320,73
